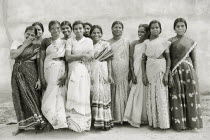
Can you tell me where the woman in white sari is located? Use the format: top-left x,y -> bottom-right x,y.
141,20 -> 173,129
40,21 -> 68,130
108,21 -> 130,123
90,25 -> 114,130
124,24 -> 149,127
65,21 -> 94,132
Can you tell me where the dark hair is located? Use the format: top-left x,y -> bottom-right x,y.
72,21 -> 85,30
111,21 -> 124,30
24,26 -> 37,36
32,22 -> 44,32
148,20 -> 162,34
61,21 -> 72,30
84,22 -> 92,28
139,24 -> 149,33
139,24 -> 149,39
90,25 -> 103,36
173,18 -> 187,31
48,20 -> 60,30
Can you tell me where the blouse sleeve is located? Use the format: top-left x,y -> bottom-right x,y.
65,39 -> 72,52
41,38 -> 51,51
10,40 -> 22,50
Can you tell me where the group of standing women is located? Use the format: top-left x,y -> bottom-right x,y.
10,17 -> 203,135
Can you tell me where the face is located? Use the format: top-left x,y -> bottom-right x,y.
61,25 -> 72,37
138,26 -> 147,40
91,28 -> 102,42
150,23 -> 161,37
84,25 -> 91,35
34,25 -> 43,38
49,23 -> 61,38
24,29 -> 36,41
175,22 -> 186,35
112,24 -> 123,37
73,24 -> 84,37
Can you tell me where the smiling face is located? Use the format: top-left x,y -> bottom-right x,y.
112,23 -> 123,37
24,29 -> 36,42
175,22 -> 186,36
61,24 -> 72,38
91,28 -> 102,43
73,24 -> 84,38
138,26 -> 147,40
49,23 -> 61,38
150,23 -> 161,37
34,24 -> 43,38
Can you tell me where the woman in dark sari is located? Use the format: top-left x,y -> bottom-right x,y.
10,26 -> 46,135
169,18 -> 203,131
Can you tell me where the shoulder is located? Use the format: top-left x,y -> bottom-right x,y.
84,37 -> 93,43
123,38 -> 130,44
10,40 -> 22,50
131,40 -> 139,46
168,36 -> 176,42
185,36 -> 195,45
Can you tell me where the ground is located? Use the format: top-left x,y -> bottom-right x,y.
0,90 -> 210,140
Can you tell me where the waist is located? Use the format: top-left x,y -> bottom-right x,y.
52,57 -> 64,61
15,60 -> 35,64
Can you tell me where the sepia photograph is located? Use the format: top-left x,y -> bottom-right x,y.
0,0 -> 210,139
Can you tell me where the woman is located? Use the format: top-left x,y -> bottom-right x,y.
32,22 -> 44,45
124,24 -> 149,127
108,21 -> 130,123
90,25 -> 114,130
61,21 -> 72,40
65,21 -> 94,132
141,20 -> 172,129
32,22 -> 44,92
10,26 -> 45,135
169,18 -> 203,131
40,20 -> 68,130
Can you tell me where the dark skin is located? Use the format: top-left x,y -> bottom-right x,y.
141,23 -> 173,87
129,26 -> 149,84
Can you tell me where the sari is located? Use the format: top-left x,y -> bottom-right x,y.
66,37 -> 93,132
124,43 -> 148,127
90,40 -> 113,129
110,38 -> 129,123
169,36 -> 203,130
41,38 -> 68,129
11,43 -> 45,129
143,38 -> 171,129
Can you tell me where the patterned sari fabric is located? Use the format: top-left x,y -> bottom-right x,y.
124,43 -> 148,127
169,36 -> 203,130
143,38 -> 171,129
90,40 -> 113,129
66,37 -> 94,132
41,38 -> 68,129
110,38 -> 129,123
11,44 -> 45,129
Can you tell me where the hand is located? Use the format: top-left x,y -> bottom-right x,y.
108,75 -> 114,84
163,74 -> 168,86
132,74 -> 137,84
168,74 -> 174,88
142,74 -> 149,86
35,79 -> 41,90
23,39 -> 32,47
41,78 -> 47,90
57,74 -> 67,87
33,47 -> 40,54
81,54 -> 92,62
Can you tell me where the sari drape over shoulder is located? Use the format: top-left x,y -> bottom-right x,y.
143,38 -> 171,129
41,38 -> 68,129
110,38 -> 129,123
90,40 -> 113,129
12,44 -> 45,129
169,36 -> 203,130
66,37 -> 94,132
124,43 -> 148,127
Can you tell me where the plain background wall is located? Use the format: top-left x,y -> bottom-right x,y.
0,0 -> 210,102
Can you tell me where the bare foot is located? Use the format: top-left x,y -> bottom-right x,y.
43,124 -> 53,132
12,129 -> 24,136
